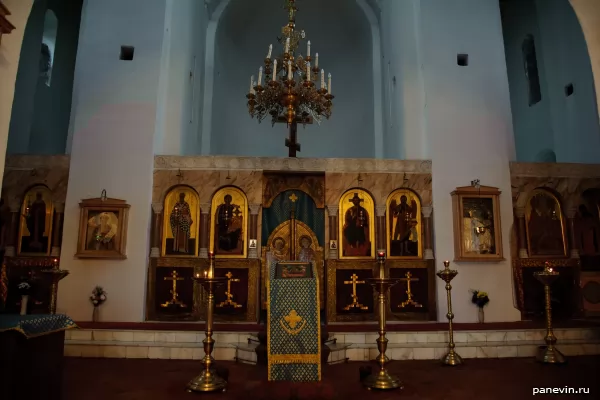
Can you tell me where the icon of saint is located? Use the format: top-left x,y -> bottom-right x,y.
87,212 -> 118,251
24,192 -> 47,252
527,194 -> 564,256
169,192 -> 193,254
389,195 -> 419,256
298,235 -> 315,263
342,193 -> 371,257
215,194 -> 243,255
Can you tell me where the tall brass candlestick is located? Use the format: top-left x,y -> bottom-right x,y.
187,253 -> 229,393
363,252 -> 403,391
534,262 -> 566,364
436,261 -> 463,366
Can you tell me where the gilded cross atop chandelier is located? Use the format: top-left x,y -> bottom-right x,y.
246,0 -> 334,157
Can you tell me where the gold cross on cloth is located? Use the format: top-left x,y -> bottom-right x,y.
398,271 -> 423,308
343,273 -> 369,310
161,270 -> 186,308
217,271 -> 242,308
289,193 -> 298,203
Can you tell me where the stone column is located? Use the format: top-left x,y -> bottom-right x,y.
199,203 -> 211,258
514,207 -> 528,258
326,205 -> 339,259
248,204 -> 261,259
5,202 -> 20,257
50,202 -> 65,257
149,203 -> 163,258
567,207 -> 580,259
375,205 -> 386,253
422,206 -> 434,260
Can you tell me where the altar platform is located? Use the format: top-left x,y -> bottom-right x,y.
63,320 -> 600,362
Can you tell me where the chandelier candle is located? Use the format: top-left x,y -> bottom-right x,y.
245,0 -> 334,157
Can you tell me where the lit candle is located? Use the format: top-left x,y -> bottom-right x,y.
267,44 -> 272,59
249,75 -> 254,92
320,69 -> 325,89
204,271 -> 207,278
315,53 -> 319,68
306,62 -> 311,81
288,60 -> 293,80
285,38 -> 290,53
307,40 -> 311,57
195,273 -> 200,278
273,59 -> 277,81
258,67 -> 263,86
328,73 -> 332,94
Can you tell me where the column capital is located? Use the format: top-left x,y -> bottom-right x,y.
151,203 -> 163,214
200,203 -> 211,214
422,206 -> 433,218
249,204 -> 262,215
52,202 -> 65,213
375,205 -> 386,217
566,208 -> 578,219
514,207 -> 526,218
327,205 -> 339,217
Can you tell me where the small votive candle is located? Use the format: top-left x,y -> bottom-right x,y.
204,271 -> 208,278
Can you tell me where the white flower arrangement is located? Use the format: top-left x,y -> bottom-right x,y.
90,286 -> 107,308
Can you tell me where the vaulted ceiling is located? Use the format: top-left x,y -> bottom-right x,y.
204,0 -> 381,21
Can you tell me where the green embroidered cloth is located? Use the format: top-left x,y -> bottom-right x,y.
0,314 -> 77,338
267,261 -> 321,382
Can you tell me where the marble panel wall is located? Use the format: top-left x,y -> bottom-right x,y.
2,155 -> 70,205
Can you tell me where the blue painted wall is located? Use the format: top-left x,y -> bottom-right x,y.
502,0 -> 600,163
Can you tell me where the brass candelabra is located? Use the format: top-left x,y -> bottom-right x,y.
533,262 -> 566,364
363,252 -> 403,391
187,254 -> 229,393
246,0 -> 334,157
41,259 -> 69,314
436,261 -> 463,366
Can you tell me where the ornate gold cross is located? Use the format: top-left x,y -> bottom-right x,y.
289,193 -> 298,203
280,309 -> 306,335
161,270 -> 186,308
343,273 -> 369,310
398,271 -> 423,308
217,271 -> 242,308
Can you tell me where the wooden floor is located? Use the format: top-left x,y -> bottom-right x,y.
63,356 -> 600,400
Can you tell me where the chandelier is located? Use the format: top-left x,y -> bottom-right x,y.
246,0 -> 334,157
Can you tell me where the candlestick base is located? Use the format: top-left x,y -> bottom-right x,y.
186,370 -> 227,393
363,368 -> 403,391
536,346 -> 566,364
441,349 -> 463,366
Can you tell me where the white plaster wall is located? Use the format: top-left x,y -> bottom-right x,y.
0,0 -> 34,183
154,0 -> 208,155
208,0 -> 375,158
57,0 -> 166,322
421,0 -> 521,322
379,0 -> 428,160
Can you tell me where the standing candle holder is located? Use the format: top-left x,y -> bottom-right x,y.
362,252 -> 403,391
533,262 -> 566,364
187,254 -> 229,393
41,259 -> 69,314
436,261 -> 463,366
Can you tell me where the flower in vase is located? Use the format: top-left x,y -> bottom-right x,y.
470,289 -> 490,308
100,294 -> 106,301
